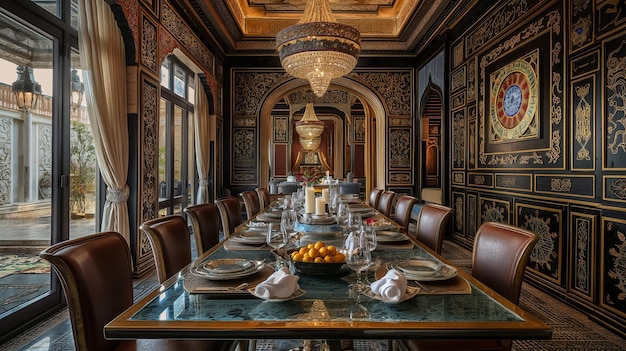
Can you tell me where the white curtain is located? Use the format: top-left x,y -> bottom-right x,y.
78,0 -> 130,242
194,75 -> 211,203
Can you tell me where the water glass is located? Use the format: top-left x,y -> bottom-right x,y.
347,212 -> 363,234
344,231 -> 371,292
336,203 -> 349,234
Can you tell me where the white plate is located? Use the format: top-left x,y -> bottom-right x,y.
248,287 -> 306,302
393,259 -> 442,277
362,286 -> 420,304
230,232 -> 267,245
204,259 -> 254,274
389,262 -> 458,281
191,261 -> 265,280
376,231 -> 409,243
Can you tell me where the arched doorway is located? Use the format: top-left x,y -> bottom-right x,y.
258,77 -> 388,196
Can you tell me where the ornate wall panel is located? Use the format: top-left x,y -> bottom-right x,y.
468,172 -> 493,188
603,35 -> 626,170
232,71 -> 290,117
452,109 -> 465,170
452,171 -> 464,186
466,192 -> 478,239
452,190 -> 465,237
139,74 -> 159,271
603,176 -> 626,203
468,107 -> 477,170
467,58 -> 477,103
516,201 -> 564,286
571,49 -> 600,77
535,174 -> 595,198
571,75 -> 596,170
0,118 -> 12,205
595,0 -> 625,38
273,116 -> 288,143
600,215 -> 626,319
387,117 -> 413,185
478,194 -> 510,226
141,14 -> 158,73
349,70 -> 413,116
494,173 -> 532,192
451,65 -> 466,93
478,6 -> 564,170
569,0 -> 594,54
569,208 -> 598,302
232,127 -> 257,184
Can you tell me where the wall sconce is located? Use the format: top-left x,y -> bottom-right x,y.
70,69 -> 84,111
12,65 -> 41,111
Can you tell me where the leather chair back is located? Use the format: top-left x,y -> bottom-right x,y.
472,222 -> 538,305
256,187 -> 271,209
369,188 -> 383,209
140,215 -> 192,284
40,232 -> 133,351
377,191 -> 396,217
215,196 -> 243,236
240,190 -> 261,219
414,203 -> 453,254
394,195 -> 418,233
184,203 -> 221,256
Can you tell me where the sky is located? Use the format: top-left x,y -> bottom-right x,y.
0,58 -> 55,96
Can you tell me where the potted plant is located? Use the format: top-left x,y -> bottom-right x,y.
69,121 -> 96,218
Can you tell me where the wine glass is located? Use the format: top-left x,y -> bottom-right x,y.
336,203 -> 349,235
344,231 -> 371,292
362,226 -> 378,284
267,223 -> 289,268
281,209 -> 298,247
347,212 -> 363,234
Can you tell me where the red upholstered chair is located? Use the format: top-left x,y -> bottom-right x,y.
240,190 -> 261,220
39,232 -> 236,351
140,215 -> 192,284
184,203 -> 221,256
401,222 -> 539,351
377,190 -> 396,217
215,196 -> 243,237
394,195 -> 418,233
369,188 -> 384,209
256,187 -> 271,209
414,203 -> 453,254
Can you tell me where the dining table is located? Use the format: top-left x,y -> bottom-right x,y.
104,195 -> 552,350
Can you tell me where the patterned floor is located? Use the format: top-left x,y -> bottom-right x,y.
1,240 -> 625,351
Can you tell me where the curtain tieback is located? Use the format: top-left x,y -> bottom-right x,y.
199,178 -> 209,186
106,185 -> 130,203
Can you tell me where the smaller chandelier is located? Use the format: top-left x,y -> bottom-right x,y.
276,0 -> 360,97
12,66 -> 42,111
295,103 -> 325,141
300,137 -> 321,151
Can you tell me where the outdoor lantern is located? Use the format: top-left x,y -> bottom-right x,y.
12,65 -> 42,111
70,69 -> 84,111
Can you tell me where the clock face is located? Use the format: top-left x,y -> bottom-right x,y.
490,60 -> 538,140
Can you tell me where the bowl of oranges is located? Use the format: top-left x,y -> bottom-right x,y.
288,241 -> 347,275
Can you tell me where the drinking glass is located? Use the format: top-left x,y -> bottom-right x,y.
267,223 -> 289,268
281,209 -> 298,247
347,212 -> 363,234
336,203 -> 349,235
344,231 -> 371,292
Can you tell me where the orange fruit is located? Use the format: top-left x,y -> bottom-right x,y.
326,245 -> 337,255
299,247 -> 309,255
314,257 -> 325,263
307,243 -> 315,249
302,254 -> 313,263
333,252 -> 346,263
314,241 -> 325,249
308,248 -> 319,258
292,253 -> 303,262
318,247 -> 329,257
324,255 -> 334,263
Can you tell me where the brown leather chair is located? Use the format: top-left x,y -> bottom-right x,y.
215,196 -> 243,237
401,222 -> 538,351
184,203 -> 221,256
414,203 -> 453,254
369,188 -> 384,209
140,215 -> 191,284
377,190 -> 395,217
256,187 -> 271,209
240,190 -> 261,220
39,232 -> 236,351
394,195 -> 418,233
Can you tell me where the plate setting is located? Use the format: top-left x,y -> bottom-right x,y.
389,259 -> 457,281
191,259 -> 265,280
247,287 -> 306,302
229,231 -> 267,245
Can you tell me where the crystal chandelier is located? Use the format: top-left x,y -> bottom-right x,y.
276,0 -> 360,97
296,103 -> 324,150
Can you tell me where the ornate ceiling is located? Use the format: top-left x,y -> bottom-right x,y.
182,0 -> 477,56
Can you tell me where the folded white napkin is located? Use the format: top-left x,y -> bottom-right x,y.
370,269 -> 407,302
254,267 -> 300,299
248,221 -> 268,228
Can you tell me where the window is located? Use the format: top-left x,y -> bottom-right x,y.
159,56 -> 195,215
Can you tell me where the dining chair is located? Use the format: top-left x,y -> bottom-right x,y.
393,195 -> 418,233
39,232 -> 237,351
240,190 -> 261,220
400,222 -> 538,351
184,203 -> 221,257
140,215 -> 192,284
256,187 -> 271,209
215,196 -> 243,237
369,188 -> 384,209
377,190 -> 396,217
413,203 -> 453,254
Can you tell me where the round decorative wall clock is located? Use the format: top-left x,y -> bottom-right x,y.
490,59 -> 538,140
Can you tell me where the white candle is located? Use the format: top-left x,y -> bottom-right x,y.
305,187 -> 315,213
322,188 -> 329,202
315,197 -> 325,215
